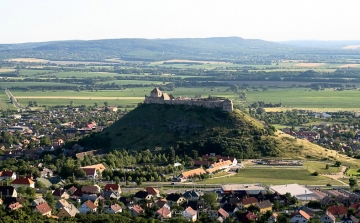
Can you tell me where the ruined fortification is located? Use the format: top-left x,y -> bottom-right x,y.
144,88 -> 233,112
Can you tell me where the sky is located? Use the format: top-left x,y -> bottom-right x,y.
1,0 -> 360,44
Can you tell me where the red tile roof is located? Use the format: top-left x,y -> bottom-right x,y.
110,204 -> 122,212
218,208 -> 229,218
83,200 -> 96,210
11,177 -> 34,185
9,202 -> 22,210
242,197 -> 258,205
145,187 -> 159,195
185,207 -> 197,216
291,210 -> 310,220
132,205 -> 144,214
157,207 -> 171,218
104,184 -> 120,191
327,205 -> 348,216
35,203 -> 52,215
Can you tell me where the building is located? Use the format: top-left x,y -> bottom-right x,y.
326,205 -> 348,218
145,187 -> 160,197
130,205 -> 144,216
105,204 -> 122,214
182,206 -> 197,222
320,211 -> 336,223
0,170 -> 16,180
78,200 -> 97,214
11,177 -> 35,189
341,215 -> 359,223
31,197 -> 47,206
268,213 -> 278,223
52,188 -> 70,200
269,184 -> 313,201
9,202 -> 22,211
104,184 -> 121,194
56,199 -> 70,209
290,210 -> 310,223
206,159 -> 233,174
183,191 -> 200,201
0,186 -> 17,197
256,200 -> 272,213
156,207 -> 172,219
81,168 -> 98,179
177,168 -> 206,182
145,88 -> 233,112
34,203 -> 52,216
221,184 -> 266,195
166,193 -> 187,206
57,204 -> 79,218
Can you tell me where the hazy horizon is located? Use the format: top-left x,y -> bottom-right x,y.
1,0 -> 360,44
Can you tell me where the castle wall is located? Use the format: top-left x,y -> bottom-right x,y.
144,90 -> 233,112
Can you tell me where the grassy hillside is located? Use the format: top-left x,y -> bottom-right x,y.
101,103 -> 280,157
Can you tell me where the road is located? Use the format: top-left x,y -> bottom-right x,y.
5,89 -> 23,109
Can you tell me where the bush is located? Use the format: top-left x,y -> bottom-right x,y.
312,171 -> 319,176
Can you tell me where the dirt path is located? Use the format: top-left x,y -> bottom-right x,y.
321,166 -> 348,186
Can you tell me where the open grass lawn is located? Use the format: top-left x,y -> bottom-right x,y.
46,71 -> 122,78
246,88 -> 360,109
200,168 -> 342,186
303,161 -> 341,174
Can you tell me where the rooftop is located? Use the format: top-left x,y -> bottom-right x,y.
269,184 -> 313,197
221,184 -> 266,191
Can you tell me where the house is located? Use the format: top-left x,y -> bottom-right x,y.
134,191 -> 153,202
183,200 -> 206,211
104,184 -> 121,194
0,186 -> 17,197
320,211 -> 336,223
182,206 -> 197,222
119,197 -> 134,208
145,187 -> 160,197
153,199 -> 171,210
256,200 -> 272,213
68,186 -> 77,194
166,193 -> 186,205
295,206 -> 315,217
269,184 -> 313,201
0,170 -> 16,180
31,197 -> 47,206
238,211 -> 258,223
130,205 -> 144,216
81,185 -> 100,194
206,159 -> 233,174
81,194 -> 101,206
80,164 -> 106,172
11,177 -> 35,189
78,200 -> 97,214
56,199 -> 70,209
326,205 -> 348,218
57,204 -> 79,218
177,168 -> 206,182
240,197 -> 258,210
156,207 -> 172,219
105,204 -> 122,214
52,188 -> 70,200
40,168 -> 53,178
8,202 -> 22,211
103,190 -> 121,200
290,210 -> 311,223
268,213 -> 278,223
341,215 -> 359,223
34,203 -> 52,216
183,190 -> 200,201
81,168 -> 98,179
218,208 -> 229,219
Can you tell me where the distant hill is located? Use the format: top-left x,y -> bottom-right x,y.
96,103 -> 285,158
280,40 -> 360,49
0,37 -> 297,61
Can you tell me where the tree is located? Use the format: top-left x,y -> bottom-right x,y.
349,177 -> 358,188
326,164 -> 329,169
35,181 -> 46,189
334,161 -> 342,167
70,101 -> 74,107
203,192 -> 218,206
104,101 -> 109,107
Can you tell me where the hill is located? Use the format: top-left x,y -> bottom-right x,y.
97,103 -> 284,158
0,37 -> 296,61
280,40 -> 360,50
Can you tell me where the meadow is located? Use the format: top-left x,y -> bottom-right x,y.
200,168 -> 342,186
0,92 -> 14,111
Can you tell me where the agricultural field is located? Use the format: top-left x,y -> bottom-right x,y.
0,68 -> 15,73
200,168 -> 342,186
246,88 -> 360,109
0,92 -> 14,111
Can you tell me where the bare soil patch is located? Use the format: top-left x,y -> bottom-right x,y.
8,58 -> 49,63
338,64 -> 360,68
0,68 -> 15,73
294,63 -> 325,67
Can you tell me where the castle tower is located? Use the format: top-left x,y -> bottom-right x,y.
150,88 -> 162,98
222,99 -> 233,112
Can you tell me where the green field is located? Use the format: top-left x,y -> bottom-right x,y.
200,168 -> 342,186
0,92 -> 15,111
246,88 -> 360,109
303,161 -> 341,174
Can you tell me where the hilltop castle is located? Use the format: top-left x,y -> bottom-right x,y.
144,88 -> 233,112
